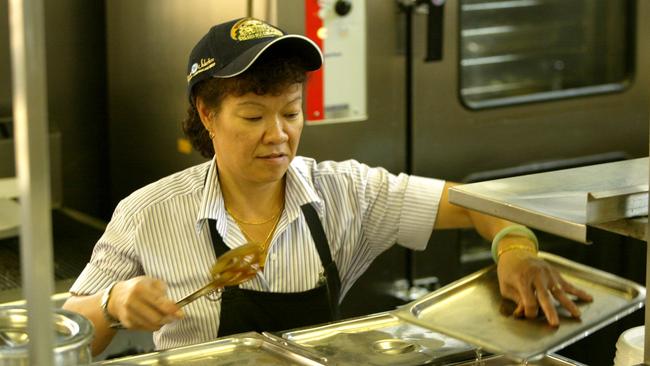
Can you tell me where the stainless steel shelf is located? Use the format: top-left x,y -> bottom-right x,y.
449,158 -> 648,243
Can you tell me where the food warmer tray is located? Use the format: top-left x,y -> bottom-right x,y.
282,312 -> 477,365
453,353 -> 586,365
393,252 -> 645,363
96,331 -> 326,366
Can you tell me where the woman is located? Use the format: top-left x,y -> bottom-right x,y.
63,17 -> 591,355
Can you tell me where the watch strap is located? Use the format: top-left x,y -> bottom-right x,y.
101,282 -> 121,326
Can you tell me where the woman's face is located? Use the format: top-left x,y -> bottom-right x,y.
199,83 -> 304,186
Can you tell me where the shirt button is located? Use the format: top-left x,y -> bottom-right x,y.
271,253 -> 277,261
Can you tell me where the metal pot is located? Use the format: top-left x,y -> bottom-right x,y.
0,307 -> 93,365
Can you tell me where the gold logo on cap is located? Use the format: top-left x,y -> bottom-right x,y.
230,18 -> 283,41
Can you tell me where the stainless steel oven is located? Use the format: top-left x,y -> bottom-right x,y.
407,0 -> 648,181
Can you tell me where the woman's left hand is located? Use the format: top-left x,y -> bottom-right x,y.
496,249 -> 593,327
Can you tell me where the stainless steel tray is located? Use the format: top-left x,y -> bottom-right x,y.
282,312 -> 477,365
453,353 -> 586,366
393,252 -> 646,363
97,332 -> 326,365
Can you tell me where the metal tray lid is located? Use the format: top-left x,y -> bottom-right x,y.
282,312 -> 478,365
98,331 -> 327,365
392,252 -> 646,363
453,353 -> 587,366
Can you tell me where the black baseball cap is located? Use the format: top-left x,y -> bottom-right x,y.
186,17 -> 323,102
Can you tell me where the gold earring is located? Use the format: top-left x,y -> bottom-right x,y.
208,130 -> 215,139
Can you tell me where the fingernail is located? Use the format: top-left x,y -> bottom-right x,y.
175,310 -> 184,318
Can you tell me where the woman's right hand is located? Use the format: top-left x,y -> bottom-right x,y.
108,276 -> 183,331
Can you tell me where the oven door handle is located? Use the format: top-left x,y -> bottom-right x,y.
424,0 -> 445,62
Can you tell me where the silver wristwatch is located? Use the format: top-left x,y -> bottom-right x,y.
100,282 -> 121,325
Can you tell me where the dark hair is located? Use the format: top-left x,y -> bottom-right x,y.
182,56 -> 308,158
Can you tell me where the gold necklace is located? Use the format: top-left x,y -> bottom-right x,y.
226,205 -> 282,225
236,214 -> 281,266
237,215 -> 280,248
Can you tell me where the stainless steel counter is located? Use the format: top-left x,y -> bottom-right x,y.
449,158 -> 648,243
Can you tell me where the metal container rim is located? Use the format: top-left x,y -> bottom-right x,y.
0,307 -> 94,355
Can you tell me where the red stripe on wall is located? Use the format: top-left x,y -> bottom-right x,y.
305,0 -> 324,121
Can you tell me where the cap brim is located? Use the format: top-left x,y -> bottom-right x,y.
214,35 -> 323,78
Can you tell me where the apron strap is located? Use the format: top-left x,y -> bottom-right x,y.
208,219 -> 228,257
300,203 -> 341,320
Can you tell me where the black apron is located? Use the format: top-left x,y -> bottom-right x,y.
208,203 -> 341,337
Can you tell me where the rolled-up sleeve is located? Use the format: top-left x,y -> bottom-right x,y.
69,202 -> 143,296
340,160 -> 444,252
397,175 -> 445,250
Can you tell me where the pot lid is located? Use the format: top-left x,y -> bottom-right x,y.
0,308 -> 93,355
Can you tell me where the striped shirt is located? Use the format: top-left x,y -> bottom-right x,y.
70,156 -> 445,349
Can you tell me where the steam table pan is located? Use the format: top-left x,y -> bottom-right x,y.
393,252 -> 645,363
282,311 -> 477,365
454,353 -> 586,365
97,331 -> 326,366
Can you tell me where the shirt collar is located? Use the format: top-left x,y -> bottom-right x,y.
194,156 -> 323,235
284,157 -> 323,224
195,157 -> 229,236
